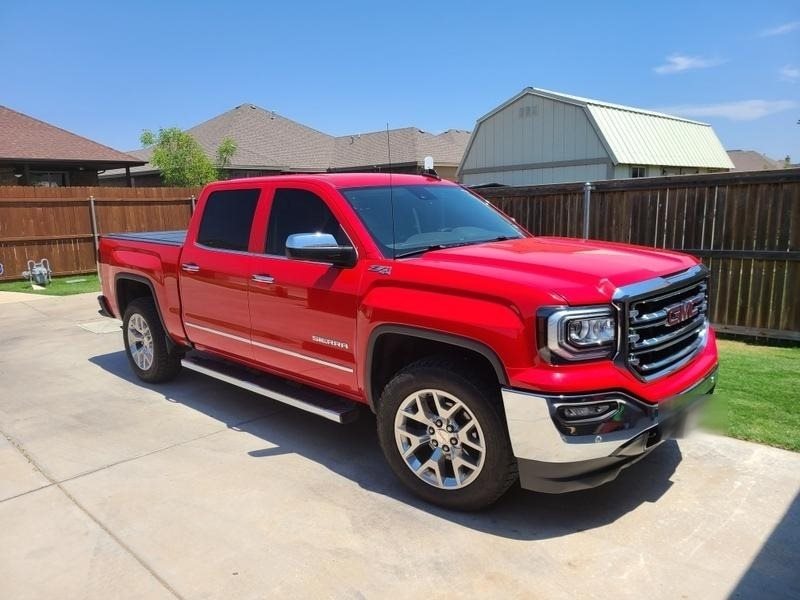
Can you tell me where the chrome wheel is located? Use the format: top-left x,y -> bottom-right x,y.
127,313 -> 154,371
394,388 -> 486,490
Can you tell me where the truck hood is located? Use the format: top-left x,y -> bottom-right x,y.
415,237 -> 698,305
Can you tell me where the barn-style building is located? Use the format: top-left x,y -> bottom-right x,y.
458,88 -> 733,186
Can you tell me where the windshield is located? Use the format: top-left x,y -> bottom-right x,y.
340,184 -> 526,258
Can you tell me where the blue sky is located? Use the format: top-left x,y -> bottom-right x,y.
3,1 -> 798,161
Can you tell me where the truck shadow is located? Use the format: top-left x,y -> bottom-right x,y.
90,350 -> 682,541
728,490 -> 800,598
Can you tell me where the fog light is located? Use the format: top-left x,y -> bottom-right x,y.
559,402 -> 617,421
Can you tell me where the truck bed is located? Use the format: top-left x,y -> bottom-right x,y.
98,230 -> 187,337
101,230 -> 187,246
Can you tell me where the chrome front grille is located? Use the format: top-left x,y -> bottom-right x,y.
615,265 -> 709,381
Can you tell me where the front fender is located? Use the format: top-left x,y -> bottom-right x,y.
357,285 -> 533,403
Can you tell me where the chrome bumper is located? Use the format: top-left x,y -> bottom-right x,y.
502,368 -> 717,491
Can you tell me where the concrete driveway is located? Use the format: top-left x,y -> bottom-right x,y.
1,292 -> 798,600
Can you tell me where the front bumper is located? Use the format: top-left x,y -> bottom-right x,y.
502,366 -> 717,493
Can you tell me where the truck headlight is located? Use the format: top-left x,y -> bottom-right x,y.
538,306 -> 617,362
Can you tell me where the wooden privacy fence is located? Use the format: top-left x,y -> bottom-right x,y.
478,168 -> 800,341
1,171 -> 797,341
0,186 -> 199,281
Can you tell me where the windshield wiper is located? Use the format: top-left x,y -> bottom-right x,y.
394,242 -> 475,259
394,237 -> 519,259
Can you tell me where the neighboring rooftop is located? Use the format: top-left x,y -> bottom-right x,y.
727,150 -> 788,172
190,104 -> 335,172
330,127 -> 470,171
0,105 -> 143,166
105,104 -> 470,179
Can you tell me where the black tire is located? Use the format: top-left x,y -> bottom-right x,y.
376,356 -> 518,511
122,297 -> 182,383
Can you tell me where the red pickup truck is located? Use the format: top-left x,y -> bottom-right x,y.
98,173 -> 717,510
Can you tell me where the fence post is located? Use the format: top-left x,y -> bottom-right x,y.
88,195 -> 100,279
190,194 -> 196,214
582,182 -> 592,239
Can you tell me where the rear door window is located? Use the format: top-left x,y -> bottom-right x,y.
196,189 -> 260,251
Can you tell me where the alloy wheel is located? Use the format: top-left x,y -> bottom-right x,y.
394,388 -> 486,489
127,313 -> 154,371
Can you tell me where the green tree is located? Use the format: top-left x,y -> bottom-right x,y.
139,128 -> 237,187
215,138 -> 238,180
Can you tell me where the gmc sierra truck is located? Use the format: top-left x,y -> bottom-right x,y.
98,173 -> 717,510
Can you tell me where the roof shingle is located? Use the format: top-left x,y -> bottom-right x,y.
330,128 -> 469,169
0,105 -> 143,164
727,150 -> 787,172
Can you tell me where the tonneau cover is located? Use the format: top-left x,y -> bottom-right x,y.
102,230 -> 187,246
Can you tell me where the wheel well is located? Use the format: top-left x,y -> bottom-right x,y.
368,331 -> 504,410
115,277 -> 153,316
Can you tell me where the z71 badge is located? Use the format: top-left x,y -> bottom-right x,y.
368,265 -> 392,276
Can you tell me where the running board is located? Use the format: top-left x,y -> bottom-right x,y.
181,354 -> 360,424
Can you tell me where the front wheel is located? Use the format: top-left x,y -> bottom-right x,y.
122,297 -> 182,383
376,356 -> 518,510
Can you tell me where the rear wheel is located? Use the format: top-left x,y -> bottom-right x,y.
122,297 -> 182,383
376,356 -> 518,510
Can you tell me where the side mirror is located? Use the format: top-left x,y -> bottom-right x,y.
285,233 -> 357,268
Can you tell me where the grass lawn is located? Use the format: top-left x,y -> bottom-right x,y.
713,339 -> 800,452
0,273 -> 100,296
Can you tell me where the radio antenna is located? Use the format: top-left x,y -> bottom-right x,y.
386,123 -> 396,259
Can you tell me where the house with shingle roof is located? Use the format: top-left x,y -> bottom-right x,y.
727,150 -> 789,172
100,104 -> 470,186
0,105 -> 144,186
330,127 -> 470,180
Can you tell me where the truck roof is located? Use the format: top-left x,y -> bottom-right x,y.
207,172 -> 456,189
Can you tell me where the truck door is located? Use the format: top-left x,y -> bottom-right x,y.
179,187 -> 261,361
247,185 -> 361,395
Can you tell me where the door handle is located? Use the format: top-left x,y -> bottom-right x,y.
251,274 -> 275,284
181,263 -> 200,273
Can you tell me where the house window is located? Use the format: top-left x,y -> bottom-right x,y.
630,166 -> 646,178
30,171 -> 68,187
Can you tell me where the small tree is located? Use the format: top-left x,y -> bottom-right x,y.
215,138 -> 238,180
140,128 -> 237,187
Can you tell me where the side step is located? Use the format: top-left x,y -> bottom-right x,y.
181,354 -> 360,424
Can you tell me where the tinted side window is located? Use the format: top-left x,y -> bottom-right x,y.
266,188 -> 347,255
196,189 -> 260,251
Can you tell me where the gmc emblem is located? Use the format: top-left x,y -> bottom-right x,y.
665,299 -> 699,326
